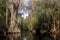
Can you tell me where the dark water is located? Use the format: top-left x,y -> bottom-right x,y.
2,31 -> 53,40
7,31 -> 33,40
2,31 -> 32,40
0,30 -> 54,40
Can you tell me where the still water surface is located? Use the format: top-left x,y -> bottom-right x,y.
6,31 -> 53,40
7,31 -> 34,40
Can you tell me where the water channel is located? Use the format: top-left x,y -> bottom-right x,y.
0,0 -> 55,40
7,0 -> 53,40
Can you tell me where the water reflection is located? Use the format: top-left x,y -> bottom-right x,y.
6,31 -> 53,40
7,31 -> 34,40
7,33 -> 21,40
23,37 -> 27,40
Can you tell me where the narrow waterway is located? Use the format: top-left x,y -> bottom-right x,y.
6,0 -> 53,40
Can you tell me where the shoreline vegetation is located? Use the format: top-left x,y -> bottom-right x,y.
0,0 -> 60,40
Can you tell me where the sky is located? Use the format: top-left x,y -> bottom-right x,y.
18,0 -> 31,19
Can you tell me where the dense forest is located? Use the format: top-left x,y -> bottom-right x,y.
0,0 -> 60,40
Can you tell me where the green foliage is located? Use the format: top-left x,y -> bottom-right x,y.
22,0 -> 60,39
0,0 -> 6,28
30,17 -> 38,27
23,19 -> 29,27
0,0 -> 6,14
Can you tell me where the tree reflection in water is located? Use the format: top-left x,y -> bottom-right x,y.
22,31 -> 33,40
7,33 -> 21,40
6,31 -> 54,40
